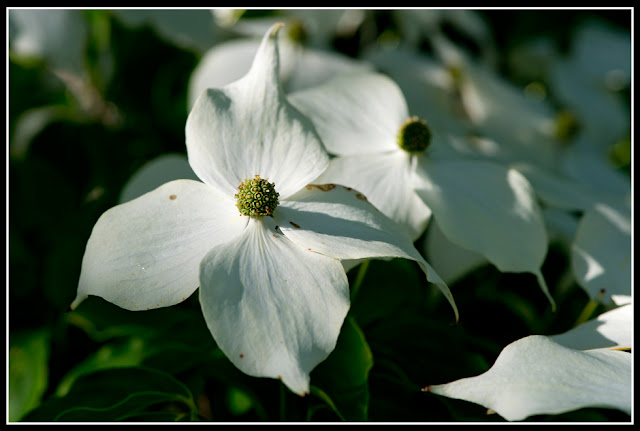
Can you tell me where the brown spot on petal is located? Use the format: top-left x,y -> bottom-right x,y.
421,386 -> 431,392
308,183 -> 336,191
343,186 -> 352,191
169,194 -> 177,200
290,222 -> 301,228
355,193 -> 368,201
239,354 -> 244,359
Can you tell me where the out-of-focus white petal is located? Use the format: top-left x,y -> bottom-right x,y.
550,304 -> 631,350
289,72 -> 407,156
118,153 -> 200,204
275,185 -> 457,321
427,335 -> 631,421
415,159 -> 553,307
314,151 -> 431,241
423,218 -> 487,286
571,204 -> 631,302
512,162 -> 607,211
199,218 -> 349,396
72,180 -> 246,311
185,23 -> 329,199
9,9 -> 88,76
112,9 -> 218,54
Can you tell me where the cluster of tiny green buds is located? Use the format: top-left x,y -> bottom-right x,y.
554,110 -> 580,144
397,116 -> 432,153
286,18 -> 308,45
235,175 -> 280,217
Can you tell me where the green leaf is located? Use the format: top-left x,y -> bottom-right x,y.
64,296 -> 196,342
55,337 -> 147,397
310,317 -> 373,421
9,329 -> 50,421
23,367 -> 197,422
349,258 -> 422,328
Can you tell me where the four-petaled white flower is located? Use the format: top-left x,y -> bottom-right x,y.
71,23 -> 457,396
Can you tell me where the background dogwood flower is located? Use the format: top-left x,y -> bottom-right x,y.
290,71 -> 554,308
71,23 -> 457,397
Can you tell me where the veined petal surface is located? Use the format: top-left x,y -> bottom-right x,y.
185,23 -> 328,199
414,159 -> 553,307
314,150 -> 431,241
289,71 -> 407,156
199,218 -> 350,396
72,180 -> 246,311
275,185 -> 457,321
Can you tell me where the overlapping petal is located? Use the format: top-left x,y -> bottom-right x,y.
289,71 -> 408,155
571,204 -> 631,302
199,218 -> 350,396
313,150 -> 432,241
72,180 -> 246,311
414,159 -> 554,308
275,185 -> 457,321
550,303 -> 631,350
185,23 -> 328,199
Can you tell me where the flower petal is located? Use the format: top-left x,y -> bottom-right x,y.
424,218 -> 487,285
72,180 -> 246,311
118,153 -> 200,204
414,159 -> 554,309
550,304 -> 631,351
199,218 -> 350,396
275,185 -> 457,321
185,23 -> 329,199
571,204 -> 631,302
427,335 -> 632,421
289,71 -> 407,155
313,150 -> 432,241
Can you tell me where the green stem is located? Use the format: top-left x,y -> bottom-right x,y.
573,298 -> 600,328
350,260 -> 370,302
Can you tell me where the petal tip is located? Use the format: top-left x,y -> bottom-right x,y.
270,21 -> 285,37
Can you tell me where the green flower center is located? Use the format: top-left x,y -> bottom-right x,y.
397,116 -> 432,153
235,175 -> 280,217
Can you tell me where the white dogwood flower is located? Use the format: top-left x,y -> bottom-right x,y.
290,71 -> 555,308
71,23 -> 457,396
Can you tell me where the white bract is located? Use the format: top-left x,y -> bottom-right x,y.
290,71 -> 555,308
71,23 -> 457,396
427,335 -> 631,421
187,28 -> 371,109
571,204 -> 631,303
427,303 -> 632,421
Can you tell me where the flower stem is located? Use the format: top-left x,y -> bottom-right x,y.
573,294 -> 604,327
350,260 -> 370,302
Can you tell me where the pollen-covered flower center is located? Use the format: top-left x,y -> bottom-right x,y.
235,175 -> 280,217
397,116 -> 432,153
